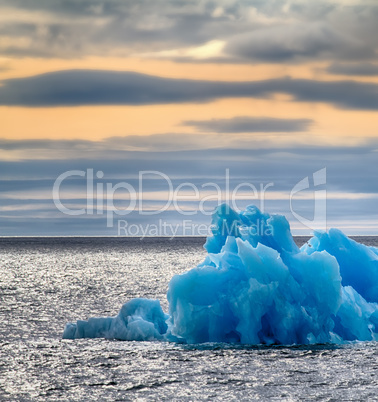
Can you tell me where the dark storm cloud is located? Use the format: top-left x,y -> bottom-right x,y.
327,63 -> 378,77
183,117 -> 314,133
1,70 -> 378,110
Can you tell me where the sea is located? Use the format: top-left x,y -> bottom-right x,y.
0,236 -> 377,401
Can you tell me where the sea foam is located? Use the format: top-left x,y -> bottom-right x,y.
63,204 -> 378,345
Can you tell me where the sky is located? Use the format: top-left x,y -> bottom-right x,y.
0,0 -> 378,236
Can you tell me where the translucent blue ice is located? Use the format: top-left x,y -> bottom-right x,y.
63,298 -> 168,341
63,204 -> 378,345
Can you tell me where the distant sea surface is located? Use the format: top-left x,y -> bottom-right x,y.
0,237 -> 377,401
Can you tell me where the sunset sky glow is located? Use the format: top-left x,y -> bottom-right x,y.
1,0 -> 378,235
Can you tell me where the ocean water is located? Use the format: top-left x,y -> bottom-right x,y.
0,236 -> 377,401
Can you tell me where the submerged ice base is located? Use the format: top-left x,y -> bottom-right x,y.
63,204 -> 378,345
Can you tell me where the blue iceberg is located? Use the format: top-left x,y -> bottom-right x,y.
63,204 -> 378,345
63,298 -> 168,341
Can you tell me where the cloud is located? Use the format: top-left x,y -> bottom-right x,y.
73,143 -> 378,198
0,142 -> 378,234
0,0 -> 377,64
0,138 -> 94,151
1,133 -> 377,234
1,132 -> 377,163
223,3 -> 378,63
225,22 -> 375,62
1,69 -> 378,110
183,116 -> 314,133
0,137 -> 377,190
0,0 -> 251,58
327,63 -> 378,76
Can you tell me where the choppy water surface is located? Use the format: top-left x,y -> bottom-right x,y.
0,237 -> 377,401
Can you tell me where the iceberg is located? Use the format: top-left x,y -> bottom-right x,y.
63,298 -> 168,341
63,204 -> 378,345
